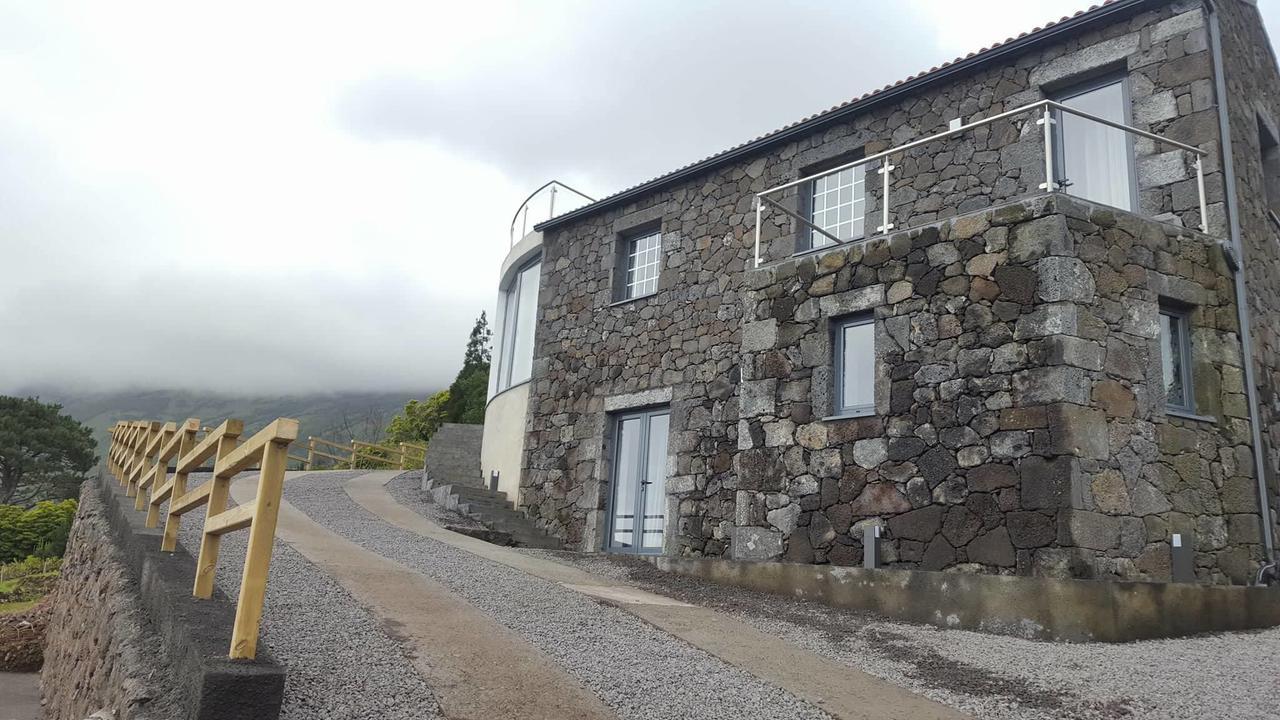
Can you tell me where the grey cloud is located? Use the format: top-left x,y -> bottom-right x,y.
0,268 -> 479,394
336,1 -> 940,190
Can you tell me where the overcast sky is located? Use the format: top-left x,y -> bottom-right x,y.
3,1 -> 1279,395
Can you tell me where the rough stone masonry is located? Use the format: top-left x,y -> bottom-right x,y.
520,0 -> 1280,584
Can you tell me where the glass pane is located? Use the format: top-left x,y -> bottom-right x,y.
499,285 -> 520,388
1161,312 -> 1186,407
841,321 -> 875,411
508,261 -> 540,385
641,414 -> 669,549
1059,81 -> 1131,211
611,418 -> 642,549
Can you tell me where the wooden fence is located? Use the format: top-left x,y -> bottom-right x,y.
107,416 -> 298,660
292,436 -> 425,471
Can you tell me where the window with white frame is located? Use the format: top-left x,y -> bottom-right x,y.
496,257 -> 540,391
809,164 -> 866,249
1159,305 -> 1195,413
833,315 -> 875,416
623,231 -> 661,299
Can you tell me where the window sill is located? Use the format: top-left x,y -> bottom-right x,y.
607,292 -> 657,308
1166,408 -> 1217,424
822,410 -> 876,421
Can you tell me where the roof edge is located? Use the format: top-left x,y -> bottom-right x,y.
537,0 -> 1158,233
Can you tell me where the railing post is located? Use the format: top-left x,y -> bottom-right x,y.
1195,154 -> 1208,233
306,437 -> 316,471
349,440 -> 358,469
229,439 -> 288,659
194,432 -> 241,599
1038,105 -> 1058,192
876,159 -> 895,234
399,443 -> 409,470
753,196 -> 763,268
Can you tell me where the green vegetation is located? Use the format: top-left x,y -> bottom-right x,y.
0,557 -> 62,615
386,313 -> 491,446
0,396 -> 98,505
0,500 -> 77,562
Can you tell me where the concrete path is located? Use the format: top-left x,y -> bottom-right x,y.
344,471 -> 965,720
231,473 -> 613,720
0,672 -> 40,720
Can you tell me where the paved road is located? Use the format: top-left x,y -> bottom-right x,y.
0,672 -> 40,720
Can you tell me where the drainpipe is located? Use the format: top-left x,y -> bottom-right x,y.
1205,0 -> 1277,565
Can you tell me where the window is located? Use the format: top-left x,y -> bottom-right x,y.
622,231 -> 661,299
1257,117 -> 1280,221
1052,75 -> 1135,211
496,257 -> 540,391
809,164 -> 866,249
833,315 -> 875,416
1159,306 -> 1195,413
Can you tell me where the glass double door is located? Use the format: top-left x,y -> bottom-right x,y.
607,408 -> 669,554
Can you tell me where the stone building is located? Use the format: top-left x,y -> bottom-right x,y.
484,0 -> 1280,584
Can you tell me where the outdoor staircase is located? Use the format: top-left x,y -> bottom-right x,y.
422,423 -> 561,550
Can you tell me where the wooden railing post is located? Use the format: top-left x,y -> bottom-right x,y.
306,437 -> 316,471
136,422 -> 176,511
349,440 -> 358,469
229,437 -> 288,659
399,443 -> 409,470
148,418 -> 200,530
194,430 -> 242,599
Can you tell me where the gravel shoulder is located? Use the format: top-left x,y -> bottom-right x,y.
517,550 -> 1280,720
286,472 -> 835,720
176,472 -> 442,720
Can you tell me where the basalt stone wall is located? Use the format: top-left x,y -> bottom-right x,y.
735,195 -> 1262,584
756,0 -> 1226,261
522,0 -> 1238,560
1218,0 -> 1280,556
42,480 -> 182,720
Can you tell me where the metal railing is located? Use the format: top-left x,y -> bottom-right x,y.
509,180 -> 595,245
109,417 -> 298,659
753,98 -> 1209,267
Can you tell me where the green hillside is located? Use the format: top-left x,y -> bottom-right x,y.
11,387 -> 430,459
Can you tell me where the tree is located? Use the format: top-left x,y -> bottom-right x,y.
443,313 -> 491,424
386,390 -> 450,444
0,397 -> 97,506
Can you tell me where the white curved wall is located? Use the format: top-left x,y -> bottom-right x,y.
482,229 -> 543,506
481,381 -> 530,502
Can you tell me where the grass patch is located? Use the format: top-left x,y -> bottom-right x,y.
0,599 -> 39,615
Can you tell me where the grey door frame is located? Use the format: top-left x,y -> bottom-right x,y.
603,406 -> 669,555
1050,71 -> 1140,212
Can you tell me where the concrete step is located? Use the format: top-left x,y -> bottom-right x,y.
432,484 -> 561,550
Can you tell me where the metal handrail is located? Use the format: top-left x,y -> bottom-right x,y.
754,98 -> 1210,267
509,180 -> 595,245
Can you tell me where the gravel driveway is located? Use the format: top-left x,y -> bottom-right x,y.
176,472 -> 441,720
285,472 -> 834,720
521,550 -> 1280,720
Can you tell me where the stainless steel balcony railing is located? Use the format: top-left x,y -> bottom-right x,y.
753,98 -> 1210,267
509,180 -> 595,246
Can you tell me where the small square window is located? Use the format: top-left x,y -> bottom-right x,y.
621,231 -> 661,300
1159,306 -> 1195,413
833,315 -> 875,416
808,164 -> 866,249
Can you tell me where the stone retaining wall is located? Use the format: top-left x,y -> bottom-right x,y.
41,475 -> 285,720
41,480 -> 182,720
